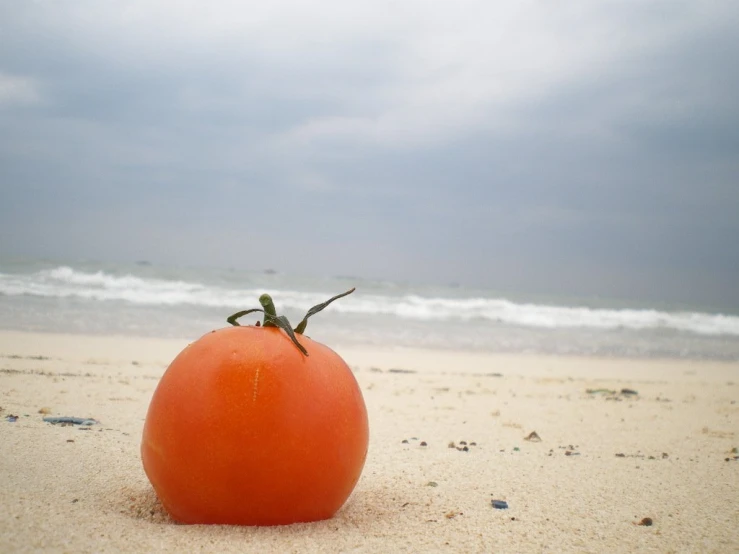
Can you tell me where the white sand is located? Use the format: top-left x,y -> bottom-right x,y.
1,330 -> 737,553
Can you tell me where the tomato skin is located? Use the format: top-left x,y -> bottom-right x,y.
141,326 -> 369,525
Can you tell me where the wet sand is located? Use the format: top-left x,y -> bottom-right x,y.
1,330 -> 737,553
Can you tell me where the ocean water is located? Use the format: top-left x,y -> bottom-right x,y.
1,258 -> 738,360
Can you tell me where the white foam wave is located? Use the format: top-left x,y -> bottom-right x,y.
1,266 -> 738,336
0,266 -> 260,308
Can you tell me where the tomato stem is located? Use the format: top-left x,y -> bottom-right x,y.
294,288 -> 355,334
259,294 -> 278,327
226,288 -> 356,356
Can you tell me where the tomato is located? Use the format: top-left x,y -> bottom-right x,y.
141,291 -> 368,526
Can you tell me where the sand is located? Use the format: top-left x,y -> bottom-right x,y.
1,330 -> 737,553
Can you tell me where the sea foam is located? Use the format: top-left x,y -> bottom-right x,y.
1,266 -> 737,337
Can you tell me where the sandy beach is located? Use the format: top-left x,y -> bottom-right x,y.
1,329 -> 737,553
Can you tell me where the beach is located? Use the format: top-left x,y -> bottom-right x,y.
1,330 -> 737,553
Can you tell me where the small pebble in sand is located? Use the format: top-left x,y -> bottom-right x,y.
638,517 -> 653,526
524,431 -> 542,442
420,441 -> 427,447
38,407 -> 52,414
491,500 -> 509,510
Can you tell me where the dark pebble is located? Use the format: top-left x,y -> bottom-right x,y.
638,517 -> 653,526
491,500 -> 509,510
43,416 -> 98,426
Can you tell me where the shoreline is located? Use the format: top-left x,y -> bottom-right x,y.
2,328 -> 738,369
1,330 -> 737,552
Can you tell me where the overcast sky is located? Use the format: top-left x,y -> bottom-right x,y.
1,1 -> 737,309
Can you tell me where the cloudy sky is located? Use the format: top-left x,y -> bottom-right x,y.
1,1 -> 737,308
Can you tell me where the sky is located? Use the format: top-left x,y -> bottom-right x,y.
1,1 -> 738,309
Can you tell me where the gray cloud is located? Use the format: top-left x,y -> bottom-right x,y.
1,0 -> 738,310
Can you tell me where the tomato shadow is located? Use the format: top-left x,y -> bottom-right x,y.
330,475 -> 425,532
117,484 -> 400,532
337,487 -> 395,523
114,468 -> 410,542
117,484 -> 176,525
117,486 -> 395,526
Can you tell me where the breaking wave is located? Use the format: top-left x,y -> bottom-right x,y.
1,266 -> 738,337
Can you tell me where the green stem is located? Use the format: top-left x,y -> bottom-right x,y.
226,307 -> 307,354
226,308 -> 262,327
294,287 -> 355,334
226,288 -> 355,357
259,294 -> 278,327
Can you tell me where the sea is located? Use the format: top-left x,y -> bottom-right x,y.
1,258 -> 738,361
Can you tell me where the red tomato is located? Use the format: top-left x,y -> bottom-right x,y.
141,325 -> 369,525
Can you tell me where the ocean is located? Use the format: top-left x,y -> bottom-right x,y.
1,258 -> 738,360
